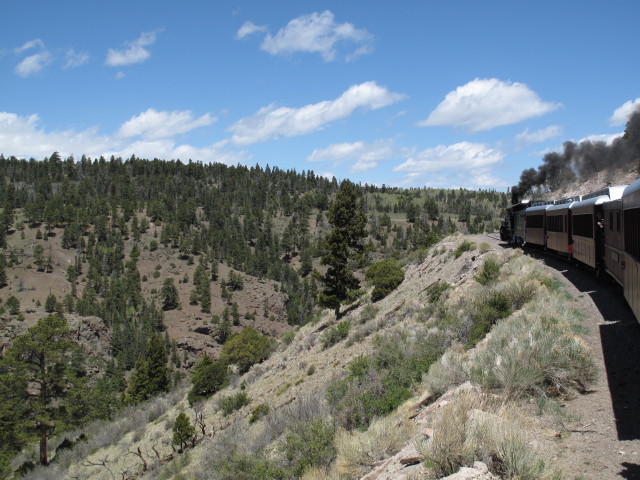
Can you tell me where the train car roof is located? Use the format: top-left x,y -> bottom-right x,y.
570,185 -> 628,210
526,202 -> 554,213
622,178 -> 640,199
582,185 -> 627,201
570,194 -> 610,209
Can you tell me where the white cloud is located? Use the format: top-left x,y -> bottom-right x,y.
395,141 -> 503,173
115,71 -> 126,80
419,78 -> 561,132
515,125 -> 562,144
14,51 -> 53,77
14,39 -> 45,54
580,132 -> 622,145
307,139 -> 408,173
236,21 -> 268,39
229,81 -> 405,145
64,48 -> 90,69
609,98 -> 640,126
257,10 -> 373,61
118,109 -> 216,140
105,31 -> 159,67
0,111 -> 246,166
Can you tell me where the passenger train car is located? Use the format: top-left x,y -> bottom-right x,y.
501,178 -> 640,323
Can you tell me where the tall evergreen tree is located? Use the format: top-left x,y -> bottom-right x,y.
0,315 -> 83,466
125,334 -> 170,404
319,181 -> 367,318
161,277 -> 179,311
0,254 -> 6,288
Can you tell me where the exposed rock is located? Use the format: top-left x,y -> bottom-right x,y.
440,462 -> 498,480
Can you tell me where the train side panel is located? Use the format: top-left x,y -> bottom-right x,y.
546,201 -> 574,255
603,200 -> 624,285
525,204 -> 551,247
623,179 -> 640,322
624,253 -> 640,321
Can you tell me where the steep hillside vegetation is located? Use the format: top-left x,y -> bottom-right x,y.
0,155 -> 508,476
10,234 -> 600,480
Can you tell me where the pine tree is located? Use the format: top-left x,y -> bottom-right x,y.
161,278 -> 179,310
125,334 -> 170,404
0,254 -> 7,288
172,412 -> 195,450
45,293 -> 57,313
319,181 -> 367,318
0,315 -> 83,465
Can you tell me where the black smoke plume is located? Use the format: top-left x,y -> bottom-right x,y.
513,108 -> 640,197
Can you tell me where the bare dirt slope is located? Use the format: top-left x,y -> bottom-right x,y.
541,167 -> 639,200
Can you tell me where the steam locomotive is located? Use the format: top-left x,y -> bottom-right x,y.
500,178 -> 640,323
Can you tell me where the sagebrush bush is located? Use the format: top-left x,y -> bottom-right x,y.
249,403 -> 270,424
454,240 -> 474,258
321,321 -> 350,349
279,418 -> 337,478
327,330 -> 446,429
465,290 -> 513,348
219,391 -> 251,416
471,312 -> 597,399
421,344 -> 469,398
421,391 -> 559,480
475,255 -> 501,285
335,414 -> 414,477
426,281 -> 450,303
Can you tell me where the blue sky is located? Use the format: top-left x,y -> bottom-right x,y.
1,0 -> 639,190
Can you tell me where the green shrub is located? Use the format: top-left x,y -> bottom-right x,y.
359,303 -> 379,324
327,331 -> 445,429
281,330 -> 295,345
6,296 -> 20,315
321,321 -> 350,349
220,327 -> 273,373
465,290 -> 513,349
475,255 -> 501,285
188,355 -> 228,405
280,419 -> 337,478
219,391 -> 250,416
249,403 -> 270,424
213,451 -> 286,480
454,240 -> 474,258
426,281 -> 450,303
365,258 -> 405,302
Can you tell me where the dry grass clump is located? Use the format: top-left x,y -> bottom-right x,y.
334,413 -> 415,478
420,344 -> 470,398
471,292 -> 597,399
420,390 -> 560,480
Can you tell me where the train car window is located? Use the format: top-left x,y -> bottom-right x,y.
617,211 -> 621,233
624,207 -> 640,260
547,215 -> 563,232
526,214 -> 544,229
573,214 -> 593,238
609,211 -> 613,231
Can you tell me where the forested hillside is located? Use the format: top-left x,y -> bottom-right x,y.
0,153 -> 507,476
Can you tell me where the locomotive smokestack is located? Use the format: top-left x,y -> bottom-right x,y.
510,187 -> 519,205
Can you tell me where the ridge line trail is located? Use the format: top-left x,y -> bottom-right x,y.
479,234 -> 640,479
